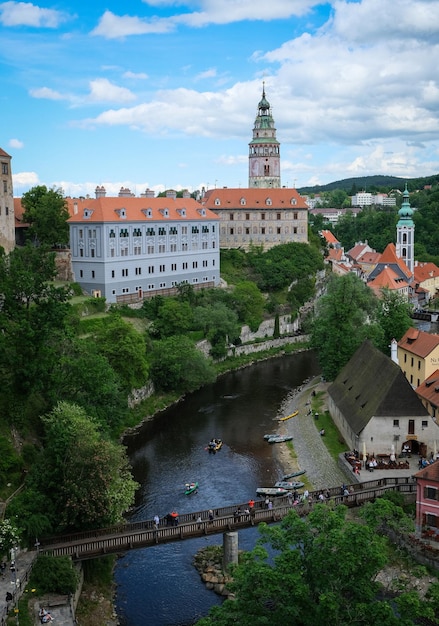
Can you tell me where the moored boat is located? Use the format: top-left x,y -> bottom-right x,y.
184,482 -> 198,495
267,435 -> 293,444
207,438 -> 223,453
264,434 -> 279,440
256,487 -> 289,497
278,410 -> 299,422
282,470 -> 306,480
274,480 -> 305,490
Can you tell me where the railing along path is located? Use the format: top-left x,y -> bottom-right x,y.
38,477 -> 415,561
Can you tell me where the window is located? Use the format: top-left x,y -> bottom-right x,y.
424,487 -> 439,501
122,269 -> 128,277
261,227 -> 265,234
418,360 -> 421,370
422,420 -> 428,428
245,213 -> 250,220
158,244 -> 166,253
277,227 -> 281,234
293,212 -> 298,220
3,181 -> 6,192
182,243 -> 188,251
182,226 -> 188,235
404,354 -> 407,363
121,248 -> 128,257
133,228 -> 142,236
110,248 -> 115,258
159,264 -> 165,272
111,270 -> 115,278
202,242 -> 208,249
134,246 -> 141,255
171,263 -> 177,271
169,227 -> 178,235
293,227 -> 297,234
192,226 -> 199,234
135,267 -> 142,275
411,357 -> 414,367
230,228 -> 234,235
146,227 -> 156,236
393,420 -> 399,427
193,261 -> 198,268
277,213 -> 281,220
1,162 -> 8,175
147,245 -> 154,254
5,207 -> 8,216
158,227 -> 166,236
261,213 -> 266,220
80,270 -> 83,278
148,266 -> 154,274
245,228 -> 250,235
170,243 -> 177,252
91,249 -> 95,258
80,249 -> 84,257
203,260 -> 208,267
109,229 -> 115,238
91,271 -> 95,278
182,262 -> 188,270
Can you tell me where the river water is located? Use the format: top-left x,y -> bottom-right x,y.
114,351 -> 320,626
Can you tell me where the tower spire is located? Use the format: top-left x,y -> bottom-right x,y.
396,183 -> 415,276
248,85 -> 281,188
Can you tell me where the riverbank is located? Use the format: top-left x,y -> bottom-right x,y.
271,376 -> 351,490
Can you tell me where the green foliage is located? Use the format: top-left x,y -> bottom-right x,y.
230,281 -> 265,331
21,185 -> 70,247
333,207 -> 398,252
0,436 -> 23,488
69,282 -> 84,296
27,402 -> 138,532
152,298 -> 194,337
360,496 -> 414,534
150,335 -> 216,393
93,314 -> 149,391
197,504 -> 408,626
30,555 -> 79,595
311,273 -> 383,380
376,289 -> 412,355
0,519 -> 20,557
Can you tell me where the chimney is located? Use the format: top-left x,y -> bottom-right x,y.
95,185 -> 106,198
390,338 -> 399,365
166,190 -> 177,199
182,190 -> 191,198
140,188 -> 155,198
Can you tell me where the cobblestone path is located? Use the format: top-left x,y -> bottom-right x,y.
276,377 -> 352,491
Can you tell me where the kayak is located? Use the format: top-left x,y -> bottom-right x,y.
184,482 -> 198,495
267,435 -> 293,444
278,410 -> 299,422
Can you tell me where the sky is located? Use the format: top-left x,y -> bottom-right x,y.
1,0 -> 439,198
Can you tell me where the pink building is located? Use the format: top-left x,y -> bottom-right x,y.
415,460 -> 439,535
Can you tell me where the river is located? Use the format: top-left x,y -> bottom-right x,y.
114,350 -> 320,626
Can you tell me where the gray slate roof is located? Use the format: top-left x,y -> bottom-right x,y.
327,339 -> 429,435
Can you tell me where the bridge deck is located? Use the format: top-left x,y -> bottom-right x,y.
39,477 -> 415,560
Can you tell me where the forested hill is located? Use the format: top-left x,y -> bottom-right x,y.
298,173 -> 439,194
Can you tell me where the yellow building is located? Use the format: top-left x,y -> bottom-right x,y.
398,328 -> 439,388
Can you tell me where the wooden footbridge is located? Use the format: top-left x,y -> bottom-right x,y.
38,476 -> 415,561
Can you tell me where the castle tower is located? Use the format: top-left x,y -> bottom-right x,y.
248,84 -> 281,188
396,183 -> 414,276
0,148 -> 15,253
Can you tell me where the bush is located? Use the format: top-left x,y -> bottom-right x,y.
30,555 -> 79,595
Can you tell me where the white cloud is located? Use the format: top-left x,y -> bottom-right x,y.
8,138 -> 24,149
91,10 -> 175,39
123,71 -> 149,80
87,78 -> 136,104
0,1 -> 70,27
29,86 -> 65,100
12,171 -> 39,188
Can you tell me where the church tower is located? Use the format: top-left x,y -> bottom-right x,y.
248,84 -> 281,188
396,183 -> 414,276
0,148 -> 15,254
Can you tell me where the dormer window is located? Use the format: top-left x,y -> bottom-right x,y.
83,209 -> 92,219
115,208 -> 127,218
291,198 -> 297,205
240,198 -> 246,206
197,208 -> 206,217
159,208 -> 169,218
177,209 -> 186,217
214,198 -> 221,206
266,198 -> 272,206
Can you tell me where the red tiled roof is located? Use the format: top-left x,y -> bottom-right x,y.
368,266 -> 409,295
380,243 -> 411,279
327,248 -> 343,261
321,230 -> 339,244
66,196 -> 219,223
0,148 -> 11,158
347,242 -> 370,260
416,369 -> 439,408
202,187 -> 308,210
357,251 -> 381,264
414,262 -> 439,283
398,328 -> 439,357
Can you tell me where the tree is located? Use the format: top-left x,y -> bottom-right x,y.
310,273 -> 383,380
33,402 -> 137,532
196,504 -> 416,626
21,185 -> 70,247
0,245 -> 71,421
152,298 -> 193,338
149,335 -> 216,393
93,314 -> 149,391
231,281 -> 265,332
193,303 -> 240,358
375,289 -> 412,355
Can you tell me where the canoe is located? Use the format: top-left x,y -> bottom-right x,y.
264,434 -> 279,440
278,410 -> 299,422
256,487 -> 289,497
282,470 -> 306,480
184,482 -> 198,495
274,481 -> 305,490
267,435 -> 293,444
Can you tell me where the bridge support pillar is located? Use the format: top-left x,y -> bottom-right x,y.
222,531 -> 238,573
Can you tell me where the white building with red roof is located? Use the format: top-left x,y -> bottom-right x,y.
413,261 -> 439,302
398,328 -> 439,388
67,188 -> 220,304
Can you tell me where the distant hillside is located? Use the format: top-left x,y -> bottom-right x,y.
298,173 -> 439,195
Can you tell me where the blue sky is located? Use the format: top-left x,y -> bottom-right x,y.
2,0 -> 439,197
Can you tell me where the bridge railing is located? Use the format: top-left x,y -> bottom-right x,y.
38,477 -> 416,559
